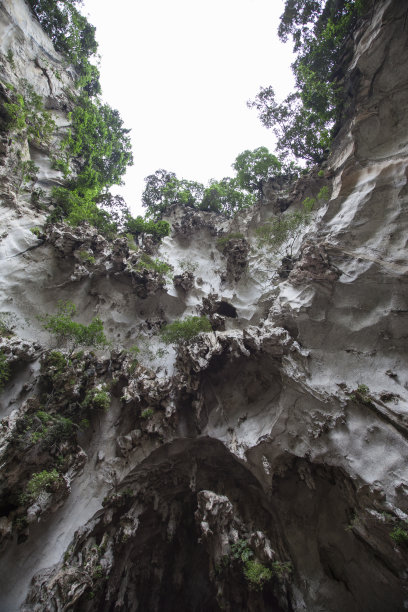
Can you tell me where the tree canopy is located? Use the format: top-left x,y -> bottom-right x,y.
248,0 -> 372,163
141,147 -> 292,219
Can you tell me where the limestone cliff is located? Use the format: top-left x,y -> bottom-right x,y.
0,0 -> 408,611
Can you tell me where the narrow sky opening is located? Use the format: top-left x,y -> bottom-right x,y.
81,0 -> 295,215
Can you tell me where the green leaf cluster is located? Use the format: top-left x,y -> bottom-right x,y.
17,3 -> 136,236
25,468 -> 60,500
256,200 -> 313,254
248,0 -> 372,162
243,560 -> 273,591
82,386 -> 111,411
135,253 -> 173,278
40,301 -> 107,351
142,146 -> 291,219
125,215 -> 170,241
216,233 -> 245,250
160,316 -> 212,345
50,95 -> 133,231
0,312 -> 15,338
26,0 -> 100,94
232,147 -> 282,192
0,350 -> 10,391
4,81 -> 55,144
390,527 -> 408,545
28,411 -> 75,446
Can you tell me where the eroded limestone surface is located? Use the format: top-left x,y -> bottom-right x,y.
0,0 -> 408,611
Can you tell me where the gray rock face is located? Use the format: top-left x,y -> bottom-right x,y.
1,0 -> 408,611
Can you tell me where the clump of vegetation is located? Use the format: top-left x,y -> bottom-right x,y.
160,316 -> 212,345
142,146 -> 297,219
390,527 -> 408,546
78,250 -> 96,264
26,0 -> 100,93
243,560 -> 273,591
248,0 -> 373,163
25,468 -> 61,501
6,49 -> 15,68
357,384 -> 369,395
141,408 -> 154,420
135,253 -> 173,277
29,411 -> 76,447
82,386 -> 111,411
230,539 -> 254,563
18,160 -> 39,192
217,539 -> 289,593
40,301 -> 108,352
4,80 -> 55,144
0,350 -> 10,391
0,312 -> 15,337
256,198 -> 313,256
271,561 -> 293,579
30,226 -> 42,238
125,215 -> 170,242
216,233 -> 245,250
348,383 -> 373,405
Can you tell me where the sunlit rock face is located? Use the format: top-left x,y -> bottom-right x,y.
1,0 -> 408,610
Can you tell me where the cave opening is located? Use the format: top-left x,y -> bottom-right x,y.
215,301 -> 238,318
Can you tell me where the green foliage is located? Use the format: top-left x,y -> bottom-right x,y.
30,226 -> 42,238
49,95 -> 133,233
200,178 -> 255,215
0,312 -> 15,338
47,350 -> 69,372
232,147 -> 282,192
357,384 -> 369,395
243,560 -> 273,591
19,160 -> 39,186
248,88 -> 331,163
64,95 -> 133,191
40,301 -> 107,351
25,468 -> 60,500
142,169 -> 204,218
271,561 -> 293,579
51,156 -> 71,177
141,408 -> 154,420
256,198 -> 313,255
230,540 -> 254,563
317,185 -> 330,201
26,0 -> 100,93
0,350 -> 10,391
160,316 -> 212,345
302,196 -> 316,212
142,162 -> 261,219
30,412 -> 75,447
136,253 -> 172,277
125,215 -> 170,242
6,49 -> 15,68
127,345 -> 140,371
216,233 -> 244,250
82,386 -> 111,411
78,250 -> 96,264
390,527 -> 408,545
248,0 -> 372,162
20,5 -> 132,236
4,81 -> 55,144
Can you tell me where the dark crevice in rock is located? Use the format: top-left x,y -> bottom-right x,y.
214,301 -> 238,318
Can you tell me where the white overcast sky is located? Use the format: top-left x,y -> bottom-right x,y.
81,0 -> 295,215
